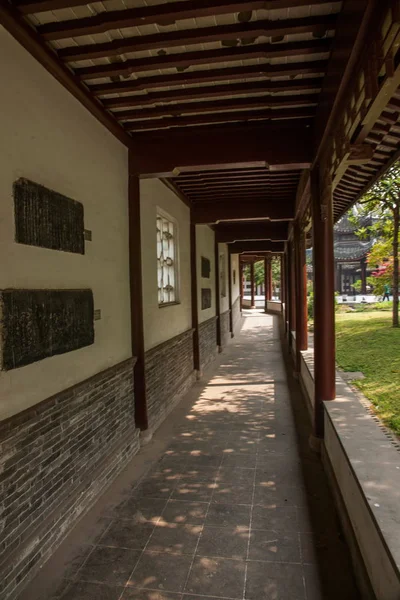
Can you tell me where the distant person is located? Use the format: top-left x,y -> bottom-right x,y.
383,283 -> 391,301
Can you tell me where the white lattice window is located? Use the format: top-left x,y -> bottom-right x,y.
157,211 -> 178,305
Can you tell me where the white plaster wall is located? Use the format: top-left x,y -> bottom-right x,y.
140,179 -> 191,351
0,28 -> 131,420
231,254 -> 240,303
219,243 -> 230,314
196,225 -> 216,324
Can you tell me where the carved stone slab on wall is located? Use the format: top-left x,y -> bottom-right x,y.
201,288 -> 212,310
14,178 -> 84,254
0,289 -> 94,371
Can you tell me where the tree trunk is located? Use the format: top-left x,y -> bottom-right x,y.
393,202 -> 399,327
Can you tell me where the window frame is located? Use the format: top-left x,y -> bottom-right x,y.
156,207 -> 180,307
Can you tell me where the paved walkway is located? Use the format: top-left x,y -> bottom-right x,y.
23,311 -> 359,600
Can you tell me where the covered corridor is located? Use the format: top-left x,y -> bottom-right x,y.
2,1 -> 400,598
22,312 -> 358,600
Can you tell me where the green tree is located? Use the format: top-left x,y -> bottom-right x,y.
350,163 -> 400,327
243,258 -> 282,297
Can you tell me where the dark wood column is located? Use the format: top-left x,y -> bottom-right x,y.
228,252 -> 234,337
280,255 -> 285,304
294,222 -> 308,371
215,239 -> 222,349
311,165 -> 336,438
264,256 -> 268,312
239,260 -> 244,310
268,257 -> 273,300
190,218 -> 200,373
284,250 -> 290,331
289,241 -> 297,337
128,167 -> 148,431
250,261 -> 256,308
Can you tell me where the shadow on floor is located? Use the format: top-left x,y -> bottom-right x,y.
19,312 -> 359,600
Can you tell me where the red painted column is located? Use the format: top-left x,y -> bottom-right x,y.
311,165 -> 336,439
280,255 -> 285,304
190,217 -> 200,373
268,257 -> 273,300
294,222 -> 308,371
264,256 -> 268,312
215,239 -> 222,350
228,251 -> 234,337
289,241 -> 297,335
128,167 -> 148,430
239,260 -> 243,310
284,248 -> 290,332
250,261 -> 256,309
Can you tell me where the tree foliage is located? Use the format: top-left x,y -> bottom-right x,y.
350,162 -> 400,326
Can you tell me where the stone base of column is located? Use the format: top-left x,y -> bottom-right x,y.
218,345 -> 223,353
309,433 -> 322,454
140,430 -> 153,446
195,369 -> 203,381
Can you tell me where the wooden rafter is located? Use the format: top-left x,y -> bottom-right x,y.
74,40 -> 331,80
124,109 -> 314,132
116,95 -> 317,122
29,0 -> 336,36
88,61 -> 327,96
58,15 -> 337,62
103,78 -> 323,110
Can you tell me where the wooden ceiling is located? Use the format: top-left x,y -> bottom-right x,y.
3,0 -> 400,235
11,0 -> 340,134
172,166 -> 302,208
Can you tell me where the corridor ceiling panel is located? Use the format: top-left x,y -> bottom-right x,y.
172,165 -> 302,207
12,0 -> 341,134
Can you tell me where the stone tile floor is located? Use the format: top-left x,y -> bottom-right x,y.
23,311 -> 360,600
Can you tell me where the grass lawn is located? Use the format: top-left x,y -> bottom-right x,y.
335,312 -> 400,435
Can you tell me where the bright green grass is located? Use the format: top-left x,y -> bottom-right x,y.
335,312 -> 400,435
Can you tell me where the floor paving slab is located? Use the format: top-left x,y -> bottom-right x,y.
19,311 -> 360,600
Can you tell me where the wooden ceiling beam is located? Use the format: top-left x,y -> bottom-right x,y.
32,0 -> 335,36
59,15 -> 337,61
176,168 -> 301,180
179,181 -> 299,190
88,61 -> 327,96
117,95 -> 317,122
131,121 -> 312,176
216,222 -> 289,242
103,77 -> 323,110
125,109 -> 314,131
189,191 -> 296,200
177,176 -> 300,185
229,241 -> 285,252
75,39 -> 331,80
192,200 -> 295,224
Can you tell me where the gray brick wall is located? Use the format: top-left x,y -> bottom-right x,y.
145,329 -> 195,431
0,359 -> 139,600
199,317 -> 217,372
220,309 -> 231,349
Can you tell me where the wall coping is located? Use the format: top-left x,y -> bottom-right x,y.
299,345 -> 400,583
324,379 -> 400,579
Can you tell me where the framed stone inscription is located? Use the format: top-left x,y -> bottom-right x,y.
14,178 -> 84,254
0,289 -> 94,371
201,288 -> 212,310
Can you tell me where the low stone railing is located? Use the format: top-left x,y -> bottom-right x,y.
298,347 -> 400,600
